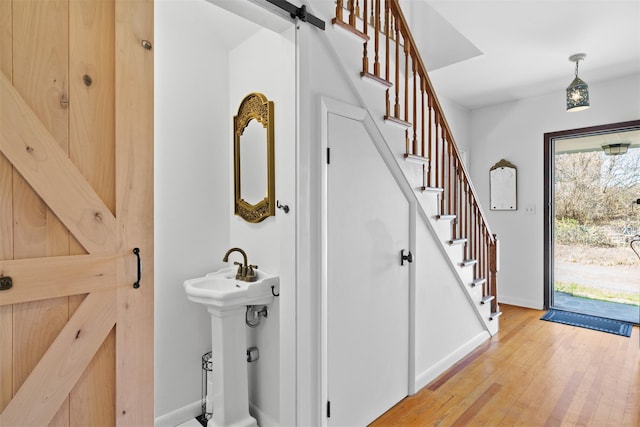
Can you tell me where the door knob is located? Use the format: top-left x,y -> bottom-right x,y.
401,249 -> 413,266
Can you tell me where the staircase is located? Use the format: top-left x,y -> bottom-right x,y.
330,0 -> 501,333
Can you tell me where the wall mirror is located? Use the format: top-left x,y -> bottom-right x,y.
490,159 -> 517,210
234,92 -> 275,223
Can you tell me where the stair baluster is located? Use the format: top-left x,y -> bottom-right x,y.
333,0 -> 500,316
373,0 -> 381,77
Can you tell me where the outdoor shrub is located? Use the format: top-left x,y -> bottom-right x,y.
555,218 -> 614,247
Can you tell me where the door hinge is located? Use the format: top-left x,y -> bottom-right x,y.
326,400 -> 331,418
327,147 -> 331,164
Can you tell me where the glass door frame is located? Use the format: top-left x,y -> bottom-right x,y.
543,119 -> 640,309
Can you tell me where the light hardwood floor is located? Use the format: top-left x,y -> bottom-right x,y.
371,305 -> 640,426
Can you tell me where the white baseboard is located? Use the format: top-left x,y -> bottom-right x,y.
155,400 -> 276,427
413,331 -> 490,393
249,402 -> 278,427
498,295 -> 543,310
155,399 -> 202,427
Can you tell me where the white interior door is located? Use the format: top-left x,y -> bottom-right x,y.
326,113 -> 410,426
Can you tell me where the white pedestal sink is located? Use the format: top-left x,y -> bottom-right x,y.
184,266 -> 278,427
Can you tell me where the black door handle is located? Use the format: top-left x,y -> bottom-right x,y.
133,248 -> 141,289
401,249 -> 413,266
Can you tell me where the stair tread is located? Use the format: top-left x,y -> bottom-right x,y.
489,311 -> 502,321
420,186 -> 443,193
460,259 -> 477,267
435,214 -> 456,220
470,278 -> 487,287
331,18 -> 370,41
361,71 -> 393,88
384,115 -> 412,128
404,153 -> 429,164
447,238 -> 467,245
481,295 -> 495,304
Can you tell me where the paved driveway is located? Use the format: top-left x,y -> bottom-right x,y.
555,261 -> 639,294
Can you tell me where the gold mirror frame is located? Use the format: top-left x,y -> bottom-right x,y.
233,92 -> 275,223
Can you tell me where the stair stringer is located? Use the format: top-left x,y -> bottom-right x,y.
319,20 -> 499,336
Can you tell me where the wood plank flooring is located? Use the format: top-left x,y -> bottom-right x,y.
370,305 -> 640,426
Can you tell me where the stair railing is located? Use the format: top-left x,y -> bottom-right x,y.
333,0 -> 499,314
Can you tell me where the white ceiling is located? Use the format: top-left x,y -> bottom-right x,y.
419,0 -> 640,109
204,0 -> 266,49
204,0 -> 639,110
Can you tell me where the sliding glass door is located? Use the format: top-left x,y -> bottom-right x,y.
544,121 -> 640,324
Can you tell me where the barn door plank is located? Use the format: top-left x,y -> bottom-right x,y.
114,0 -> 154,424
67,1 -> 118,424
0,290 -> 117,427
0,148 -> 10,260
0,0 -> 13,415
12,0 -> 70,261
10,2 -> 72,425
0,0 -> 11,260
11,297 -> 69,423
0,306 -> 11,413
0,0 -> 11,80
70,326 -> 116,426
0,74 -> 118,255
69,0 -> 116,250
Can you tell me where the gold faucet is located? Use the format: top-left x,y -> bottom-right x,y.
222,247 -> 258,282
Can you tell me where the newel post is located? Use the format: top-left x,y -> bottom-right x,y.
489,234 -> 499,313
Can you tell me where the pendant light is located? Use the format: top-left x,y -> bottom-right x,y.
601,143 -> 630,156
566,53 -> 590,112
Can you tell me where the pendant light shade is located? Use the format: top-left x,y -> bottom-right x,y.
566,53 -> 590,112
602,143 -> 630,156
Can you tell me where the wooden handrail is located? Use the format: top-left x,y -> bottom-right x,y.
387,0 -> 493,234
334,0 -> 499,313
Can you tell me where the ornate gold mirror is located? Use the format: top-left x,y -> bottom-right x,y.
233,92 -> 275,223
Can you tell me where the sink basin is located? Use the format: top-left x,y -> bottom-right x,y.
184,265 -> 279,427
184,266 -> 278,311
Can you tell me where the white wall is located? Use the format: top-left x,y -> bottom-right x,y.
154,0 -> 230,420
229,28 -> 295,273
413,218 -> 486,389
469,73 -> 640,309
155,0 -> 300,423
228,27 -> 297,426
299,1 -> 489,423
155,1 -> 298,424
390,0 -> 474,159
439,96 -> 471,164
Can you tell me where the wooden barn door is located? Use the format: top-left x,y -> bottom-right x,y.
0,1 -> 153,425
